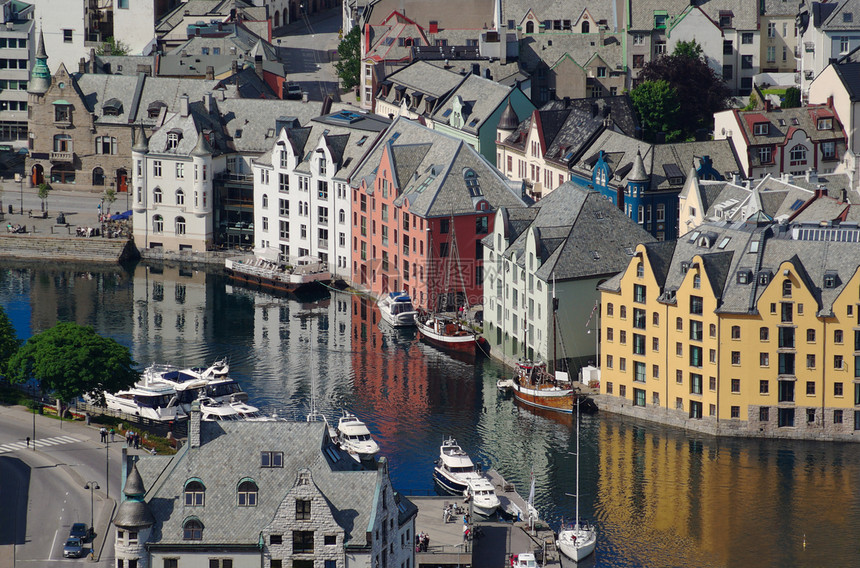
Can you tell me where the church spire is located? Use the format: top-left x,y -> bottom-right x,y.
28,27 -> 51,95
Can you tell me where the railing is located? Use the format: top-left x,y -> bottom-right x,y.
215,171 -> 254,183
50,151 -> 74,162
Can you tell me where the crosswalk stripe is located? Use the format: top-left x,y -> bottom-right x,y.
0,435 -> 82,454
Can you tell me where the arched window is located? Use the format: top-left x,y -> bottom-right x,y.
153,187 -> 163,203
274,10 -> 280,28
652,312 -> 659,326
782,279 -> 792,297
581,20 -> 590,33
152,214 -> 163,233
183,518 -> 203,540
176,216 -> 186,236
262,194 -> 269,208
185,479 -> 205,506
789,144 -> 807,164
237,479 -> 258,507
693,274 -> 701,289
526,21 -> 534,33
92,167 -> 105,186
339,209 -> 345,224
176,189 -> 184,205
167,131 -> 181,151
636,263 -> 644,278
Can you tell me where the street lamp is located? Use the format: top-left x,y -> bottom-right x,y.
85,481 -> 99,538
14,173 -> 23,215
29,385 -> 36,451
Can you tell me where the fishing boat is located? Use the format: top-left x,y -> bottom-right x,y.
557,397 -> 597,562
463,476 -> 501,516
433,437 -> 482,494
335,412 -> 380,461
100,382 -> 186,422
511,360 -> 576,414
377,292 -> 418,327
416,315 -> 478,353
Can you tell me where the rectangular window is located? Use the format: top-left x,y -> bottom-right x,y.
63,29 -> 73,43
731,406 -> 740,419
296,499 -> 311,520
689,345 -> 703,368
633,388 -> 646,406
633,334 -> 646,355
633,284 -> 646,303
779,353 -> 795,375
279,173 -> 289,192
261,451 -> 284,468
153,161 -> 162,177
690,296 -> 703,315
742,55 -> 753,69
634,361 -> 646,382
760,379 -> 769,394
633,308 -> 646,329
690,373 -> 702,395
293,531 -> 314,554
760,407 -> 769,421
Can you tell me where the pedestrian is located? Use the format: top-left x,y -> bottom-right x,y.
126,431 -> 132,446
134,433 -> 140,450
463,524 -> 469,542
109,428 -> 115,442
26,436 -> 30,447
99,427 -> 106,443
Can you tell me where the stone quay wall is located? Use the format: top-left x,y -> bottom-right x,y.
0,234 -> 139,263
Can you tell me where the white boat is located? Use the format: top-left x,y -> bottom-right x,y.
463,476 -> 500,516
377,292 -> 418,327
198,397 -> 265,421
433,437 -> 482,494
512,552 -> 540,568
335,412 -> 380,461
557,397 -> 597,562
101,382 -> 186,422
142,359 -> 249,411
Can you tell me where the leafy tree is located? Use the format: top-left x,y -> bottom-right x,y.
637,53 -> 731,140
6,322 -> 138,403
783,87 -> 801,108
673,39 -> 703,60
335,26 -> 361,92
96,37 -> 130,56
743,93 -> 758,111
630,80 -> 683,142
103,187 -> 117,216
37,182 -> 50,213
0,305 -> 21,376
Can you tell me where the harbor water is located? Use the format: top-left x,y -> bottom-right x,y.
1,260 -> 858,568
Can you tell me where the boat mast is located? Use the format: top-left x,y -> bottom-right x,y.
552,273 -> 558,374
575,394 -> 581,530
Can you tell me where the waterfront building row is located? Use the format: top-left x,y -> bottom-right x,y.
599,217 -> 860,440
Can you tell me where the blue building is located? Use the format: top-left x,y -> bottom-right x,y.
569,131 -> 741,241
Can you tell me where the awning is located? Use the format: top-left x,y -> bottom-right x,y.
52,99 -> 71,105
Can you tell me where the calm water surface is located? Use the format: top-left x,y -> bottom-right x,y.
1,260 -> 858,568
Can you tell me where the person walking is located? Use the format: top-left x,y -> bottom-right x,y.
109,428 -> 115,442
99,427 -> 106,443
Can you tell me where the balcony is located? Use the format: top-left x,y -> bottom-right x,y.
49,151 -> 74,163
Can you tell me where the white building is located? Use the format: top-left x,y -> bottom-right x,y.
0,0 -> 34,146
253,109 -> 390,277
797,0 -> 860,97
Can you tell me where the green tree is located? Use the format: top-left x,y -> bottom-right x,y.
638,53 -> 731,140
630,80 -> 683,142
96,37 -> 130,56
103,187 -> 117,216
0,305 -> 21,376
783,87 -> 801,108
673,39 -> 703,60
37,182 -> 50,213
6,322 -> 138,403
335,26 -> 361,92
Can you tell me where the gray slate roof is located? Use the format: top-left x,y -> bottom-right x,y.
350,116 -> 526,217
501,0 -> 617,29
632,0 -> 758,31
518,32 -> 624,74
430,73 -> 514,134
818,0 -> 860,30
133,419 -> 414,547
487,182 -> 655,280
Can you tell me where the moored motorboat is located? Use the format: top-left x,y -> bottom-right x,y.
377,292 -> 418,327
100,382 -> 186,422
433,437 -> 482,494
511,552 -> 540,568
198,397 -> 265,421
335,412 -> 380,461
142,359 -> 249,411
463,476 -> 501,516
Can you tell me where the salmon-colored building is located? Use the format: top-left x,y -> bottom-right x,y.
349,117 -> 527,309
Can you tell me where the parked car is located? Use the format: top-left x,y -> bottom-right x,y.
63,537 -> 84,558
284,82 -> 303,100
69,522 -> 89,542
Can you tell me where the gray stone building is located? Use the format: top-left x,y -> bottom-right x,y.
116,405 -> 417,568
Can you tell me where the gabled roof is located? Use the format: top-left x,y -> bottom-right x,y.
430,73 -> 514,133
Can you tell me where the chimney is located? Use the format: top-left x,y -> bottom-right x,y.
764,98 -> 772,112
806,168 -> 818,184
203,92 -> 213,113
205,65 -> 215,80
840,188 -> 848,202
815,184 -> 827,198
180,94 -> 189,117
103,63 -> 111,74
599,26 -> 605,45
321,95 -> 333,115
137,64 -> 152,76
231,60 -> 238,75
591,102 -> 599,117
732,171 -> 742,185
254,54 -> 263,78
189,400 -> 202,448
563,96 -> 570,108
429,20 -> 438,33
616,185 -> 625,211
79,57 -> 87,74
500,24 -> 507,65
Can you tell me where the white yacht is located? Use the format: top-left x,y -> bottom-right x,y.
142,359 -> 249,411
511,553 -> 540,568
433,437 -> 482,494
198,398 -> 266,421
463,476 -> 501,516
100,382 -> 186,422
335,412 -> 380,461
377,292 -> 418,327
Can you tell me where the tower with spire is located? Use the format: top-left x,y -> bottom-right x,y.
114,460 -> 155,568
28,27 -> 51,100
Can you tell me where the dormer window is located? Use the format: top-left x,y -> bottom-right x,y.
680,261 -> 691,274
54,103 -> 71,123
102,98 -> 123,116
817,118 -> 832,130
753,122 -> 768,136
737,269 -> 751,284
824,272 -> 839,288
719,11 -> 733,28
147,100 -> 166,119
464,168 -> 482,197
167,131 -> 182,151
758,271 -> 771,285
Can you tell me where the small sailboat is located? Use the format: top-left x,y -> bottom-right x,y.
557,397 -> 597,562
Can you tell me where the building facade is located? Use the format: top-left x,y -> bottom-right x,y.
0,0 -> 34,147
599,219 -> 860,440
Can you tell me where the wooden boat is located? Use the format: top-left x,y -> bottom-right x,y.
416,315 -> 478,353
511,360 -> 575,414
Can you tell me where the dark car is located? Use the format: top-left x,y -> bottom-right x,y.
69,522 -> 89,541
63,537 -> 84,558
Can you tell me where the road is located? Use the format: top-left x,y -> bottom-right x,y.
273,8 -> 354,103
0,404 -> 140,567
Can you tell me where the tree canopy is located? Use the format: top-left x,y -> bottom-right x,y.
673,39 -> 703,60
636,51 -> 731,141
630,80 -> 683,142
335,26 -> 361,92
6,322 -> 138,402
0,305 -> 20,377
